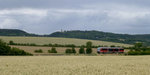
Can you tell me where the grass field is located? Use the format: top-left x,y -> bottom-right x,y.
0,56 -> 150,75
0,36 -> 132,47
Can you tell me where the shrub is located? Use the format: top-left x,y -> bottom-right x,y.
48,47 -> 57,53
128,50 -> 150,55
142,51 -> 150,55
34,49 -> 43,53
128,51 -> 141,55
110,45 -> 116,47
65,49 -> 72,54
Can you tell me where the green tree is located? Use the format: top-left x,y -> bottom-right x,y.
0,39 -> 11,55
86,41 -> 92,54
86,41 -> 92,48
65,49 -> 72,54
135,43 -> 143,48
9,40 -> 15,45
110,45 -> 115,47
34,49 -> 43,53
48,47 -> 57,53
86,48 -> 92,54
79,46 -> 85,54
134,42 -> 143,51
72,47 -> 76,54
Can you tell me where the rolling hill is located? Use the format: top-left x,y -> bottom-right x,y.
48,30 -> 150,46
0,29 -> 150,46
0,29 -> 38,36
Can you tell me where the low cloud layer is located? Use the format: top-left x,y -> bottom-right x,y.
0,0 -> 150,34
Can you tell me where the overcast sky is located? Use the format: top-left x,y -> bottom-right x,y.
0,0 -> 150,34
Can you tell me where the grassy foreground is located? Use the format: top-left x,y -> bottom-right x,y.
0,36 -> 131,47
0,56 -> 150,75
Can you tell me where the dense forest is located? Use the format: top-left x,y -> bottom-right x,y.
1,29 -> 150,46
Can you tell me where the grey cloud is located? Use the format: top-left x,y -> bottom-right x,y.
0,0 -> 150,34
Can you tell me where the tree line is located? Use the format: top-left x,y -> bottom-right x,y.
9,40 -> 123,48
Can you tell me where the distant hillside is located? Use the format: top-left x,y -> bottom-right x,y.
48,30 -> 150,46
0,29 -> 150,46
0,29 -> 38,36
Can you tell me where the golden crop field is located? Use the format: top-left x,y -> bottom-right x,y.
0,36 -> 132,47
0,56 -> 150,75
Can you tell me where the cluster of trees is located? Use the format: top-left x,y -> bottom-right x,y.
0,39 -> 32,55
48,47 -> 57,53
33,41 -> 93,54
128,43 -> 150,55
65,41 -> 93,54
34,49 -> 43,53
65,47 -> 76,54
34,47 -> 57,53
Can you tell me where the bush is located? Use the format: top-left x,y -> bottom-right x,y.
34,49 -> 43,53
65,49 -> 72,54
110,45 -> 116,47
48,47 -> 57,53
128,51 -> 141,55
79,47 -> 85,54
128,50 -> 150,55
142,51 -> 150,55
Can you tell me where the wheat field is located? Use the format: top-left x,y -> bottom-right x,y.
0,56 -> 150,75
0,36 -> 131,47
